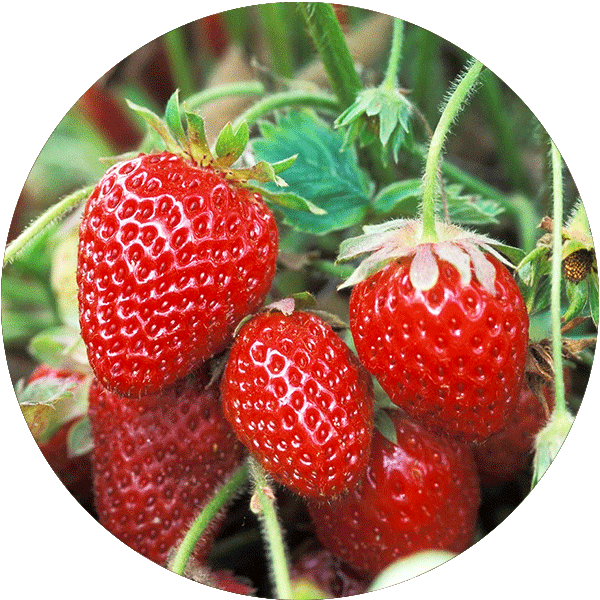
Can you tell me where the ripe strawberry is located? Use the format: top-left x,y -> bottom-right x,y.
78,150 -> 278,397
341,220 -> 529,443
221,309 -> 374,499
306,410 -> 480,577
88,368 -> 246,566
290,549 -> 369,597
473,380 -> 556,485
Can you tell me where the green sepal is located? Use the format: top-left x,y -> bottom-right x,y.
563,279 -> 590,322
214,121 -> 250,168
589,273 -> 599,326
164,90 -> 187,147
374,409 -> 398,445
562,238 -> 589,260
67,416 -> 93,458
125,98 -> 180,154
184,111 -> 213,166
249,184 -> 326,216
28,325 -> 90,373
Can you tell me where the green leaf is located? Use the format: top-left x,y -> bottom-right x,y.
563,279 -> 590,322
67,416 -> 93,458
215,121 -> 250,168
372,178 -> 422,214
251,185 -> 326,215
28,325 -> 90,372
251,110 -> 372,234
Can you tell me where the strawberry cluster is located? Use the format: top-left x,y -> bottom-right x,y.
27,97 -> 542,594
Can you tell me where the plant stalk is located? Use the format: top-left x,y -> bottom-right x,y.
381,19 -> 404,90
420,59 -> 484,242
168,462 -> 249,576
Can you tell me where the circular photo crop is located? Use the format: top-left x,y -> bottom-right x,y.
2,3 -> 597,599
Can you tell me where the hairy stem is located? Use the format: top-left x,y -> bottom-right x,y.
550,141 -> 566,415
381,18 -> 404,90
421,59 -> 484,242
168,462 -> 249,576
249,459 -> 292,599
3,186 -> 93,268
297,2 -> 362,108
186,81 -> 266,110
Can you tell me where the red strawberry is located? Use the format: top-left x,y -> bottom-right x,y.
221,309 -> 374,499
78,151 -> 278,397
473,380 -> 557,485
290,549 -> 369,597
342,221 -> 529,443
88,368 -> 246,566
306,411 -> 480,577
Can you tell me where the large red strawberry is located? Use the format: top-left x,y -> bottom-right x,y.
306,410 -> 480,577
221,308 -> 374,499
473,378 -> 557,485
88,367 -> 246,566
78,150 -> 278,397
340,220 -> 529,443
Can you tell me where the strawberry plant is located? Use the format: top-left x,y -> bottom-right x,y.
3,4 -> 596,598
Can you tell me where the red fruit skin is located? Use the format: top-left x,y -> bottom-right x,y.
306,412 -> 481,578
291,549 -> 369,597
78,151 -> 278,398
88,369 -> 246,566
349,253 -> 529,443
473,382 -> 556,486
221,311 -> 374,499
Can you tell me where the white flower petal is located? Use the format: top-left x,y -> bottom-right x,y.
410,245 -> 439,291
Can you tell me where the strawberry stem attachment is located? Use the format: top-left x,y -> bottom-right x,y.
421,59 -> 483,243
381,19 -> 404,91
168,462 -> 249,576
248,458 -> 292,599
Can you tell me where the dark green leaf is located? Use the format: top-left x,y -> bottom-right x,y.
251,110 -> 372,235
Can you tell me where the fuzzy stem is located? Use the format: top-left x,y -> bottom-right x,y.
3,185 -> 94,268
297,3 -> 362,108
420,59 -> 484,242
550,140 -> 567,415
232,90 -> 340,129
381,19 -> 404,90
249,459 -> 292,599
162,28 -> 195,100
168,462 -> 249,576
185,81 -> 266,109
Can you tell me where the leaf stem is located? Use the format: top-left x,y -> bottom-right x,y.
550,140 -> 566,415
185,81 -> 266,110
249,459 -> 292,599
258,3 -> 295,78
381,19 -> 404,90
162,28 -> 195,100
3,186 -> 93,268
421,59 -> 484,242
168,462 -> 249,576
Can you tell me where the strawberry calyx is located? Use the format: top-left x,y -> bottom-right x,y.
125,91 -> 325,216
337,218 -> 517,293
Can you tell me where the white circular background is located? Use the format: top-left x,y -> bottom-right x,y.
2,2 -> 597,598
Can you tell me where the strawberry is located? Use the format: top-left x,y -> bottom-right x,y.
78,151 -> 278,397
473,379 -> 557,485
339,220 -> 529,443
290,549 -> 369,597
306,410 -> 480,577
88,367 -> 246,566
220,309 -> 374,499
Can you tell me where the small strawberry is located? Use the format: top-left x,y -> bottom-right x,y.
88,367 -> 246,566
290,549 -> 369,598
220,308 -> 374,499
339,220 -> 529,443
306,410 -> 480,577
473,379 -> 557,486
76,93 -> 307,398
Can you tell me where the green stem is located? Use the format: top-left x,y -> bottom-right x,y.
421,59 -> 484,242
550,141 -> 567,415
297,2 -> 362,108
185,81 -> 266,110
162,28 -> 195,100
258,3 -> 295,78
381,19 -> 404,90
3,186 -> 93,268
168,462 -> 249,576
233,90 -> 340,129
249,459 -> 292,599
